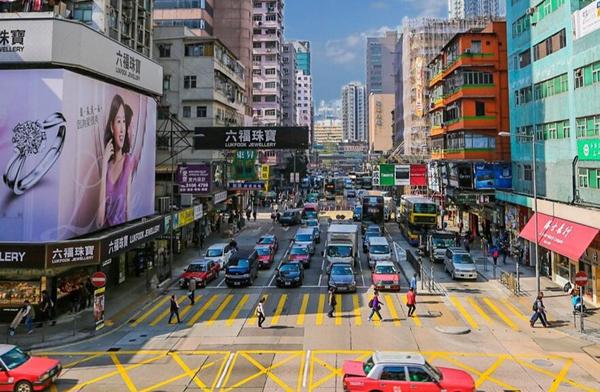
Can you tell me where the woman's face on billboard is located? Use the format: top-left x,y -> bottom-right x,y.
111,104 -> 126,151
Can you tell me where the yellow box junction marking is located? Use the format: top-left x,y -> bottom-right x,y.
206,294 -> 234,326
187,294 -> 220,326
352,294 -> 362,326
384,294 -> 401,326
308,351 -> 371,392
449,295 -> 478,329
474,354 -> 508,388
316,294 -> 325,325
296,293 -> 309,325
483,297 -> 518,330
130,295 -> 170,328
109,352 -> 138,392
226,294 -> 249,326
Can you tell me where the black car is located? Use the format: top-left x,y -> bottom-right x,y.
275,262 -> 304,288
225,248 -> 259,287
279,209 -> 301,226
328,263 -> 356,293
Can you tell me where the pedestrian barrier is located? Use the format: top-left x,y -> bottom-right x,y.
499,270 -> 520,295
393,242 -> 445,294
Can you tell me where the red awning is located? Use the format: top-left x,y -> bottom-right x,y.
519,213 -> 599,261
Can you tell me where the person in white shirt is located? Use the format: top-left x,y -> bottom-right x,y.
22,300 -> 34,334
256,297 -> 266,328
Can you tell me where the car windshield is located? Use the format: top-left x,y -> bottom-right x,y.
206,249 -> 223,257
0,347 -> 30,370
327,245 -> 352,257
453,254 -> 474,264
414,203 -> 437,214
229,259 -> 249,268
259,237 -> 274,244
187,263 -> 207,272
363,356 -> 375,374
432,238 -> 454,248
370,245 -> 389,254
290,247 -> 308,255
331,265 -> 353,275
279,264 -> 299,273
375,265 -> 397,274
424,361 -> 442,380
306,220 -> 318,227
303,211 -> 317,218
256,248 -> 271,256
283,212 -> 294,217
296,234 -> 312,242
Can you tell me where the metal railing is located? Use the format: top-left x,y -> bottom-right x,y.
393,242 -> 445,294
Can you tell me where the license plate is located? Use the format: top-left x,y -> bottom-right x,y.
234,281 -> 240,286
384,285 -> 391,289
285,282 -> 291,286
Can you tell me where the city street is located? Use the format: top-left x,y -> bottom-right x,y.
35,216 -> 600,391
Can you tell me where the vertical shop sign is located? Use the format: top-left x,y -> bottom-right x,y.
93,287 -> 105,331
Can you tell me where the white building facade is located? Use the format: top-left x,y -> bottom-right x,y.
341,82 -> 367,143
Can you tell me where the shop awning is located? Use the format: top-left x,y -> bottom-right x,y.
519,213 -> 599,261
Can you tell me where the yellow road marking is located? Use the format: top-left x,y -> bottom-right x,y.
171,352 -> 209,390
438,353 -> 518,390
467,297 -> 493,323
449,296 -> 478,330
271,294 -> 288,325
149,295 -> 187,326
483,297 -> 518,330
226,294 -> 250,326
475,354 -> 508,388
309,352 -> 371,391
335,294 -> 342,325
352,294 -> 362,326
179,294 -> 201,320
514,358 -> 598,392
49,385 -> 58,392
130,295 -> 171,327
140,357 -> 219,392
384,294 -> 401,326
404,294 -> 421,326
501,298 -> 530,322
296,293 -> 309,325
222,352 -> 300,392
548,358 -> 573,392
187,295 -> 220,326
316,294 -> 325,325
62,353 -> 102,369
109,352 -> 137,392
207,294 -> 234,326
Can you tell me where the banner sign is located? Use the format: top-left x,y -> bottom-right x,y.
0,243 -> 46,269
395,165 -> 410,186
409,164 -> 427,186
193,127 -> 309,149
193,204 -> 203,220
379,164 -> 396,186
213,191 -> 228,204
100,216 -> 163,260
260,164 -> 270,180
233,150 -> 257,180
177,164 -> 210,193
573,1 -> 600,40
94,287 -> 105,331
228,181 -> 265,190
46,240 -> 100,269
372,170 -> 380,186
578,138 -> 600,161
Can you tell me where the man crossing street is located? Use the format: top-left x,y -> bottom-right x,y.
168,295 -> 180,324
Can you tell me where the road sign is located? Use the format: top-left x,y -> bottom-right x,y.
91,272 -> 107,288
575,271 -> 588,287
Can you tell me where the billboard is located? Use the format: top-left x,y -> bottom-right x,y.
578,138 -> 600,161
395,165 -> 410,186
0,69 -> 156,242
573,1 -> 600,40
409,164 -> 427,186
494,163 -> 512,189
194,127 -> 309,149
177,164 -> 210,193
427,162 -> 440,193
379,164 -> 395,186
233,150 -> 257,180
449,162 -> 474,189
474,163 -> 495,190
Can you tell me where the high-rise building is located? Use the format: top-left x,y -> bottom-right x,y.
252,0 -> 284,126
296,71 -> 312,128
282,42 -> 297,126
154,0 -> 214,37
368,93 -> 394,153
293,41 -> 311,75
498,0 -> 600,304
393,35 -> 404,147
316,100 -> 342,121
314,119 -> 343,145
213,0 -> 254,120
341,82 -> 367,142
448,0 -> 503,19
366,31 -> 397,96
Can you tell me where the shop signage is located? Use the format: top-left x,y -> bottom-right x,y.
228,181 -> 265,190
213,191 -> 228,204
260,164 -> 270,180
100,216 -> 163,260
428,162 -> 441,193
193,127 -> 309,150
0,243 -> 45,269
573,1 -> 600,40
193,205 -> 204,220
46,241 -> 100,269
575,271 -> 588,287
177,164 -> 211,193
372,170 -> 380,186
379,164 -> 395,186
409,164 -> 427,186
171,208 -> 195,230
395,165 -> 410,186
578,138 -> 600,161
94,287 -> 105,331
450,192 -> 479,205
91,272 -> 107,288
233,150 -> 258,180
0,28 -> 25,53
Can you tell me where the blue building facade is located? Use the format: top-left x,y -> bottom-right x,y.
501,0 -> 600,303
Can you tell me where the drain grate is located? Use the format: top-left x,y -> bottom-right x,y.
107,347 -> 121,352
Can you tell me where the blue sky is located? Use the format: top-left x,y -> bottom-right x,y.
284,0 -> 448,105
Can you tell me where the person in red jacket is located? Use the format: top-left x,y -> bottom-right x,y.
406,287 -> 416,317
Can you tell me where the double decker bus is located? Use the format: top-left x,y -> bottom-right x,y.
398,195 -> 438,246
361,195 -> 385,233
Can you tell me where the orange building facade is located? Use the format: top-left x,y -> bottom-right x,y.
427,21 -> 510,162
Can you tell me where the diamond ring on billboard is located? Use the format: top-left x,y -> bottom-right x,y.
3,112 -> 66,195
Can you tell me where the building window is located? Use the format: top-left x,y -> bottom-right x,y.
253,1 -> 262,8
475,101 -> 485,116
265,68 -> 276,75
533,29 -> 566,61
158,44 -> 171,58
524,164 -> 533,181
253,42 -> 262,48
253,82 -> 262,89
576,115 -> 600,137
155,0 -> 206,9
252,69 -> 261,75
184,75 -> 197,89
512,14 -> 530,38
252,95 -> 261,102
163,75 -> 171,91
265,14 -> 277,21
265,81 -> 276,88
519,49 -> 531,68
575,68 -> 584,88
183,106 -> 191,118
253,14 -> 262,22
265,95 -> 276,102
578,168 -> 590,188
470,40 -> 481,53
196,106 -> 207,117
265,109 -> 276,116
533,73 -> 568,100
253,55 -> 261,62
574,61 -> 600,88
184,43 -> 205,57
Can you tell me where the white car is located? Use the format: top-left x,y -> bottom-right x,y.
204,243 -> 235,269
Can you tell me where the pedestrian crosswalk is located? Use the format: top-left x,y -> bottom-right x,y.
128,291 -> 535,331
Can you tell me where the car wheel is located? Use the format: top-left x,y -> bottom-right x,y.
14,381 -> 33,392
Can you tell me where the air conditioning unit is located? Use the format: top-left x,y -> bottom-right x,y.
158,197 -> 170,213
527,7 -> 535,15
180,194 -> 193,207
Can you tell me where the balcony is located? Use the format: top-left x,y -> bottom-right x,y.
443,84 -> 496,105
430,125 -> 445,137
431,147 -> 497,161
446,115 -> 497,132
429,52 -> 496,87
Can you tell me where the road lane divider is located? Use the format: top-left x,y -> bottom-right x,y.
130,295 -> 171,328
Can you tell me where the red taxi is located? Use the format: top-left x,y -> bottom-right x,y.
179,259 -> 220,288
257,234 -> 279,252
343,351 -> 475,392
287,245 -> 311,268
255,245 -> 275,268
0,345 -> 62,392
371,261 -> 401,291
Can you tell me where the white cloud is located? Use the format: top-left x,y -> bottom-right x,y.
370,0 -> 388,9
324,25 -> 397,65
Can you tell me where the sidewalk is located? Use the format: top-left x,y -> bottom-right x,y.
1,217 -> 263,350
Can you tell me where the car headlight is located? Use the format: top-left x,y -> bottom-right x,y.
39,371 -> 50,381
294,276 -> 301,281
241,273 -> 250,278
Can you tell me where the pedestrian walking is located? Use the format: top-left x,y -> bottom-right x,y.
168,295 -> 181,324
70,285 -> 81,313
463,236 -> 470,253
22,300 -> 34,334
410,273 -> 418,294
253,209 -> 257,221
39,290 -> 54,325
458,220 -> 464,235
530,292 -> 549,328
256,297 -> 266,328
85,278 -> 94,308
406,287 -> 417,317
501,242 -> 508,264
327,287 -> 337,318
492,247 -> 499,266
368,290 -> 383,321
188,279 -> 196,306
199,231 -> 205,249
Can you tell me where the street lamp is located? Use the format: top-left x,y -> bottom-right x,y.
498,131 -> 540,294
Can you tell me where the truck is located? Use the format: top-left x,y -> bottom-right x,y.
325,223 -> 359,268
427,230 -> 457,262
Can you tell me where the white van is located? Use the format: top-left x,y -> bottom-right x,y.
367,236 -> 391,268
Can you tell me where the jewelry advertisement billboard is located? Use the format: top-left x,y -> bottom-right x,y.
0,68 -> 156,242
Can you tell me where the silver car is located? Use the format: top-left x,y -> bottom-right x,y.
444,248 -> 477,280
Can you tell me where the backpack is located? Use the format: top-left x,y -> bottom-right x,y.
368,299 -> 374,308
532,301 -> 538,311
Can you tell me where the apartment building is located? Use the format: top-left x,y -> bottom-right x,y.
341,82 -> 367,143
314,119 -> 343,145
448,0 -> 504,19
368,93 -> 394,153
154,0 -> 214,36
281,42 -> 297,126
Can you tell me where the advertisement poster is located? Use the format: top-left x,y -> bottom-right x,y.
177,164 -> 210,193
395,165 -> 410,186
573,1 -> 600,40
379,164 -> 395,186
0,69 -> 157,242
233,150 -> 257,180
93,286 -> 105,331
409,164 -> 427,186
474,163 -> 495,190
